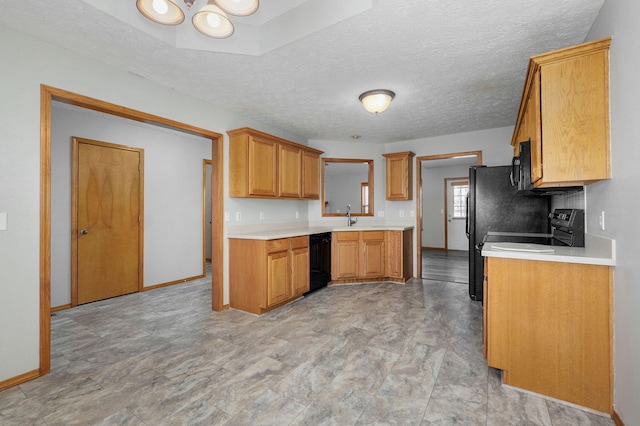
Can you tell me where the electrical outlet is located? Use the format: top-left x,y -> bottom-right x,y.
399,210 -> 405,217
599,211 -> 605,230
259,212 -> 264,220
378,211 -> 385,218
224,212 -> 230,222
410,210 -> 415,217
295,211 -> 299,219
235,211 -> 242,221
0,212 -> 7,231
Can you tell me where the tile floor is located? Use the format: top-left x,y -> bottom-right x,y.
0,267 -> 614,425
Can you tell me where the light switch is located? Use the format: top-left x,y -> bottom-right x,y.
0,212 -> 6,231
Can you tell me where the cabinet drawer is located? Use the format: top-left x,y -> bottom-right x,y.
291,236 -> 309,249
267,238 -> 290,253
334,231 -> 359,242
362,231 -> 385,241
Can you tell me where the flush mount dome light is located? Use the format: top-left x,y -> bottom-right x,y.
193,2 -> 234,38
213,0 -> 259,16
359,89 -> 395,114
136,0 -> 185,25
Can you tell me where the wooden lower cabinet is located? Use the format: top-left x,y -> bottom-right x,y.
291,239 -> 310,296
332,230 -> 412,283
386,230 -> 413,281
230,236 -> 309,314
332,231 -> 360,279
484,257 -> 612,414
362,231 -> 385,277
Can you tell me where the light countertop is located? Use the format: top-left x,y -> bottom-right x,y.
482,234 -> 615,266
228,225 -> 414,240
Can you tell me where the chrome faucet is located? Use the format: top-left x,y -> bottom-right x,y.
346,204 -> 358,227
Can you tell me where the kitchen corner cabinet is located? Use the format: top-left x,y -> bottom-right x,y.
228,127 -> 324,199
229,236 -> 309,315
382,151 -> 415,200
511,37 -> 611,187
484,257 -> 612,414
332,230 -> 412,283
386,229 -> 413,282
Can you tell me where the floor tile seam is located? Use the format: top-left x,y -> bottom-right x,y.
420,277 -> 469,286
418,287 -> 468,425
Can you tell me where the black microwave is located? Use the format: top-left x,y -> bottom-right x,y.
510,140 -> 583,196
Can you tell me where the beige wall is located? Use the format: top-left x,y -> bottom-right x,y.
585,0 -> 640,423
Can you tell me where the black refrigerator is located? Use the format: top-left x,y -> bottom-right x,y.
466,166 -> 550,301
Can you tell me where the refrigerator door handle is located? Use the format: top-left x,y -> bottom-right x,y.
510,155 -> 520,188
465,193 -> 470,238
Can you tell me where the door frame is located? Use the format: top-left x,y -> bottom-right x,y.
443,176 -> 469,251
71,137 -> 145,306
40,85 -> 225,377
415,151 -> 482,279
203,159 -> 212,263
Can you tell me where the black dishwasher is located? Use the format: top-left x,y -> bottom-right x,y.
307,232 -> 331,295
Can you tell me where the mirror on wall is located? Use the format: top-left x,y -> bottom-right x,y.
322,158 -> 374,217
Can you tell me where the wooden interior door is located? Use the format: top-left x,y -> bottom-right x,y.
73,138 -> 143,305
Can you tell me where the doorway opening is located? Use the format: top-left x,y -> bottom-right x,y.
415,151 -> 481,279
444,177 -> 469,251
40,85 -> 224,378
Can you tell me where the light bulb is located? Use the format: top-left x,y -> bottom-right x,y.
152,0 -> 169,14
369,95 -> 387,108
206,13 -> 221,28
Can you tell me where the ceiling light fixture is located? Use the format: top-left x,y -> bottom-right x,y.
359,89 -> 395,114
136,0 -> 259,39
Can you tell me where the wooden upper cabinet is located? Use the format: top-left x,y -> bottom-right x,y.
382,151 -> 415,200
302,150 -> 321,199
228,127 -> 323,199
511,37 -> 611,187
279,144 -> 302,198
248,135 -> 278,197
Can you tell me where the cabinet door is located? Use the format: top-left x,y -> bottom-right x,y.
302,151 -> 320,199
248,136 -> 278,197
383,152 -> 414,200
332,232 -> 359,280
486,257 -> 612,413
279,144 -> 302,198
528,71 -> 543,185
361,231 -> 385,277
386,156 -> 409,200
386,231 -> 402,278
540,51 -> 609,185
291,246 -> 310,296
267,249 -> 290,307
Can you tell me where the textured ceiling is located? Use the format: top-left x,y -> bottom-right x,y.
0,0 -> 604,143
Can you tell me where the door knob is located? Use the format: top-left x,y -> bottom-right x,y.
80,229 -> 88,235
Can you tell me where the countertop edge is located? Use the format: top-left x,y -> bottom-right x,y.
482,234 -> 616,266
228,226 -> 414,240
